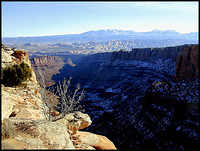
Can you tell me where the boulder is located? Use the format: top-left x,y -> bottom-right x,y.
12,49 -> 29,62
2,118 -> 75,149
59,112 -> 92,135
74,131 -> 117,150
74,111 -> 92,130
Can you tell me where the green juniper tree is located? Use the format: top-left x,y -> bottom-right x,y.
2,62 -> 32,86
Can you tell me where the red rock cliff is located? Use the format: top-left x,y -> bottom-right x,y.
175,45 -> 199,80
32,56 -> 65,67
31,56 -> 65,87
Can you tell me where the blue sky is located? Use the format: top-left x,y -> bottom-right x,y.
2,1 -> 199,37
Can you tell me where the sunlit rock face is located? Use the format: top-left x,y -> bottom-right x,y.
1,46 -> 44,120
31,56 -> 65,87
1,47 -> 38,84
31,56 -> 78,87
31,56 -> 65,66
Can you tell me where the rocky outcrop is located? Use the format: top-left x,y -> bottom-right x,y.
1,46 -> 42,120
1,111 -> 116,150
74,131 -> 117,150
1,85 -> 43,120
175,45 -> 199,80
58,111 -> 92,135
1,47 -> 37,84
2,118 -> 75,149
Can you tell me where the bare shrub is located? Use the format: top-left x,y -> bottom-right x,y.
55,78 -> 85,116
37,67 -> 85,121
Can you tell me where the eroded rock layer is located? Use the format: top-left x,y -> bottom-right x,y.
31,56 -> 65,87
175,45 -> 199,80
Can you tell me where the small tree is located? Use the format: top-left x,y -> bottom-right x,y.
2,62 -> 32,86
55,78 -> 85,116
37,67 -> 85,121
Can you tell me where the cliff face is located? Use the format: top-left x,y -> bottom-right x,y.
55,45 -> 187,89
175,45 -> 199,80
80,45 -> 189,89
2,47 -> 38,84
32,56 -> 65,66
31,56 -> 77,87
110,45 -> 187,61
1,46 -> 44,120
31,56 -> 65,87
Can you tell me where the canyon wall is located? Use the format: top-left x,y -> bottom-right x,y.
1,46 -> 43,121
78,45 -> 190,89
31,56 -> 77,87
31,56 -> 65,66
31,44 -> 193,89
31,56 -> 65,87
110,45 -> 187,61
175,45 -> 199,80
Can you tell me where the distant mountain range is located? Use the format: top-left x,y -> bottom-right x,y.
2,29 -> 198,44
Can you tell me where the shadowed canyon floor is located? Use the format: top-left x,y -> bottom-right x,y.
33,44 -> 199,150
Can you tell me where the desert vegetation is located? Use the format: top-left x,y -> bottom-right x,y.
2,62 -> 32,87
38,68 -> 85,121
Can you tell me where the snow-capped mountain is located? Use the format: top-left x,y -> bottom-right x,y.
2,29 -> 198,44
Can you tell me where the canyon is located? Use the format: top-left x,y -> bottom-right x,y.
30,44 -> 199,150
2,43 -> 198,150
1,45 -> 117,150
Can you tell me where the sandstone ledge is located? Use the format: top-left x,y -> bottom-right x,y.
74,131 -> 117,150
2,116 -> 117,150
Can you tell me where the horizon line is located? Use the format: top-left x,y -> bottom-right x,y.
2,28 -> 198,38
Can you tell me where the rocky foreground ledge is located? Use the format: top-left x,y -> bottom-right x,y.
1,45 -> 116,150
1,85 -> 117,150
2,111 -> 116,150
